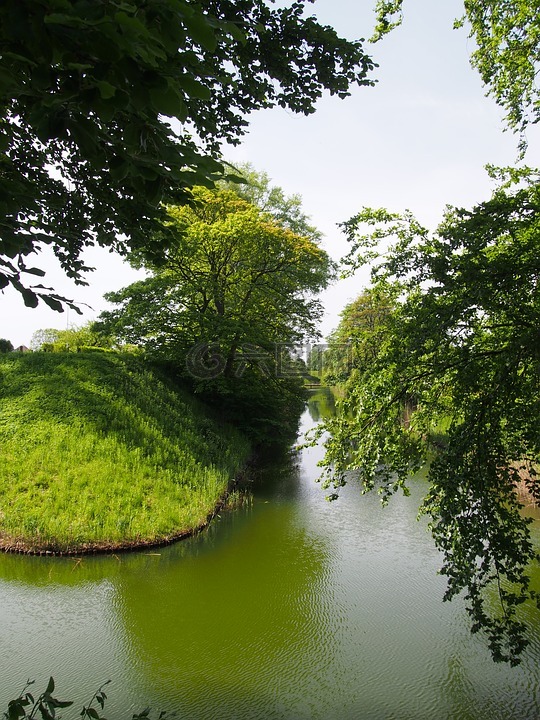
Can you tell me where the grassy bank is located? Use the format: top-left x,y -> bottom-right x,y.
0,352 -> 250,553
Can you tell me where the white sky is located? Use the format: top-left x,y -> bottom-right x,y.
2,0 -> 539,346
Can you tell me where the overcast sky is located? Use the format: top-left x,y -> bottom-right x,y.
2,0 -> 539,346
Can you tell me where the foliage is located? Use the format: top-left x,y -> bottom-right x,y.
0,338 -> 13,353
371,0 -> 403,41
320,167 -> 540,664
3,678 -> 175,720
0,352 -> 250,551
0,0 -> 374,310
29,329 -> 59,352
30,323 -> 114,352
98,185 -> 331,443
220,162 -> 322,241
4,677 -> 73,720
321,285 -> 397,385
372,0 -> 540,150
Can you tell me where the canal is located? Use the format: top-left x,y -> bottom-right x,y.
0,396 -> 539,719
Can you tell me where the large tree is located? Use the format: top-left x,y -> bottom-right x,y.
0,0 -> 373,310
220,162 -> 322,241
372,0 -> 540,151
321,285 -> 397,385
98,185 -> 331,441
320,167 -> 540,664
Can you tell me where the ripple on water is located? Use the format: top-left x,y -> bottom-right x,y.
0,410 -> 539,719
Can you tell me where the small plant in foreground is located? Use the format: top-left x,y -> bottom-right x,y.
3,678 -> 176,720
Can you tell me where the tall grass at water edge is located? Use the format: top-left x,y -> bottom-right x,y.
0,352 -> 251,551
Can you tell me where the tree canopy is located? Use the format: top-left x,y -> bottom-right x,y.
320,167 -> 540,664
0,0 -> 374,310
220,162 -> 322,241
98,184 -> 330,441
372,0 -> 540,151
30,322 -> 114,352
321,285 -> 397,385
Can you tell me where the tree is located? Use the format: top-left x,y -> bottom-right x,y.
30,328 -> 62,352
220,163 -> 322,241
372,0 -> 540,151
0,0 -> 374,311
98,185 -> 331,441
0,338 -> 13,353
319,167 -> 540,664
30,322 -> 113,352
321,285 -> 397,385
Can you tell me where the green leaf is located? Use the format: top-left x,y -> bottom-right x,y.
95,81 -> 117,100
21,288 -> 39,308
132,708 -> 151,719
38,703 -> 55,720
114,11 -> 151,39
43,13 -> 101,28
183,14 -> 217,52
69,122 -> 99,156
83,707 -> 100,719
53,700 -> 73,709
109,156 -> 130,180
66,62 -> 94,71
222,19 -> 246,44
176,76 -> 211,100
41,295 -> 65,312
0,67 -> 17,93
45,677 -> 55,695
0,50 -> 37,67
24,267 -> 46,277
149,86 -> 188,120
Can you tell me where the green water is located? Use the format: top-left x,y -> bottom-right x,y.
0,394 -> 539,719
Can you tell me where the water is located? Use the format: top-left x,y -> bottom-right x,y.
0,397 -> 539,719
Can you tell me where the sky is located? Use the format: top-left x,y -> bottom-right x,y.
2,0 -> 539,347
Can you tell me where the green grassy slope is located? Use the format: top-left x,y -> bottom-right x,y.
0,352 -> 250,552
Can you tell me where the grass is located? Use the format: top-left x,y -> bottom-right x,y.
0,352 -> 251,552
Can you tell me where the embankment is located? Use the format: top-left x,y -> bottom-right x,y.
0,352 -> 251,554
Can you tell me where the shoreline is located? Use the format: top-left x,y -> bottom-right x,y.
0,466 -> 255,558
0,352 -> 254,559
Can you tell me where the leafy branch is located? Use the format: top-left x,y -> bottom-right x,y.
3,679 -> 176,720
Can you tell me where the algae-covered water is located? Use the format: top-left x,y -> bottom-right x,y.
0,396 -> 538,719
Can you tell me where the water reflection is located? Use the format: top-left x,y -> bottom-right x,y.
306,386 -> 336,422
0,406 -> 538,719
116,504 -> 336,718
